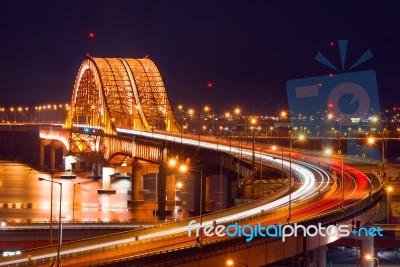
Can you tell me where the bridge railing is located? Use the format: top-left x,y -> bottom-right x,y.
49,181 -> 382,267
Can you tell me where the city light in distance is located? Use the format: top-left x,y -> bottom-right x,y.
367,137 -> 375,145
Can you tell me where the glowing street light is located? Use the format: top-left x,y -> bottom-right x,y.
364,254 -> 379,266
168,158 -> 177,167
367,137 -> 375,145
387,186 -> 393,224
324,148 -> 332,155
250,118 -> 257,170
226,259 -> 248,267
38,177 -> 63,267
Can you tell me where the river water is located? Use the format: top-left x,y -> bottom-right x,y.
0,161 -> 226,224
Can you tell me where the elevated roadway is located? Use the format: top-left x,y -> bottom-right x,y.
0,130 -> 381,266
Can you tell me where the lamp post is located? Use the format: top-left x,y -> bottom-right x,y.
367,137 -> 376,194
199,169 -> 203,247
365,254 -> 380,267
50,172 -> 54,245
38,177 -> 63,267
225,112 -> 232,153
72,183 -> 81,222
387,186 -> 393,224
325,148 -> 345,208
179,164 -> 203,246
288,130 -> 292,223
178,105 -> 184,143
226,259 -> 248,267
250,118 -> 257,170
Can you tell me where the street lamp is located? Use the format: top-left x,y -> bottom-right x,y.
324,148 -> 345,208
250,118 -> 257,170
226,259 -> 248,267
178,105 -> 184,143
288,130 -> 292,223
38,177 -> 63,267
72,183 -> 81,222
225,112 -> 232,153
387,186 -> 393,224
365,254 -> 380,267
179,164 -> 203,246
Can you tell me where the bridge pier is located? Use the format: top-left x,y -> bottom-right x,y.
98,166 -> 116,194
128,161 -> 144,205
61,155 -> 77,178
88,163 -> 102,179
361,234 -> 374,267
49,143 -> 56,171
157,164 -> 168,220
192,171 -> 207,216
313,245 -> 326,267
39,140 -> 45,170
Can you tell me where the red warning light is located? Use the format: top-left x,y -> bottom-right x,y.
329,73 -> 333,77
328,103 -> 333,108
86,53 -> 90,57
329,41 -> 335,47
89,32 -> 95,39
207,82 -> 213,88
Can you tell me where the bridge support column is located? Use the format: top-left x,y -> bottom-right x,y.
128,162 -> 144,205
226,175 -> 236,208
98,167 -> 116,194
205,176 -> 215,211
313,245 -> 326,267
50,144 -> 56,171
61,155 -> 77,179
88,163 -> 102,179
192,171 -> 206,216
361,235 -> 374,267
39,140 -> 45,170
157,165 -> 168,220
166,174 -> 175,205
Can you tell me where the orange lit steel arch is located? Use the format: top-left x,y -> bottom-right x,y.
65,57 -> 181,135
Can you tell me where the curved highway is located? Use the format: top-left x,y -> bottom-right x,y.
0,131 -> 374,266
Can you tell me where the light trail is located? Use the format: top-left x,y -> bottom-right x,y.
0,129 -> 332,266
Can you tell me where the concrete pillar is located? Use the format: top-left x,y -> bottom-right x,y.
50,145 -> 56,171
89,163 -> 102,178
39,140 -> 45,170
361,235 -> 374,267
193,172 -> 206,216
205,176 -> 215,210
226,175 -> 236,208
128,162 -> 144,205
61,155 -> 77,179
166,174 -> 176,205
98,166 -> 116,194
313,245 -> 326,267
74,161 -> 81,172
157,165 -> 168,220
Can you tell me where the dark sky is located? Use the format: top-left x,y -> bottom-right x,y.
1,1 -> 399,114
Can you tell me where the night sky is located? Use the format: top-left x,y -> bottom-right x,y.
1,1 -> 400,114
